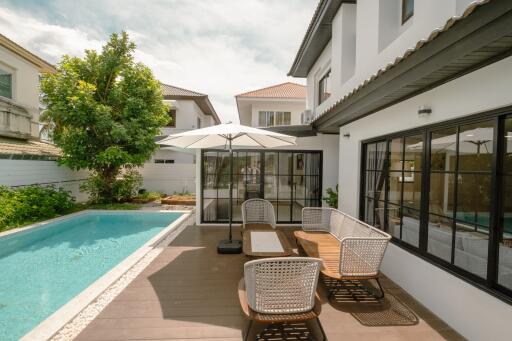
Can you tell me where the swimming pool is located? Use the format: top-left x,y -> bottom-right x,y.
0,210 -> 183,341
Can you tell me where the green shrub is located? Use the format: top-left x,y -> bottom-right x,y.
81,169 -> 142,203
133,191 -> 161,202
0,185 -> 76,230
323,184 -> 339,208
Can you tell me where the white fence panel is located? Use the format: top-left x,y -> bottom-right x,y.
139,163 -> 196,194
0,159 -> 89,202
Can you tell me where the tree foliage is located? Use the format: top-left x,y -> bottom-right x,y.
41,32 -> 169,202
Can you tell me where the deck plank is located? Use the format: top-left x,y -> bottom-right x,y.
76,225 -> 464,341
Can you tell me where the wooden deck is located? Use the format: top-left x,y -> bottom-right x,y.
76,226 -> 464,341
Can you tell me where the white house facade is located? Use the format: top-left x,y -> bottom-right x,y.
289,0 -> 512,340
0,34 -> 89,201
140,84 -> 220,194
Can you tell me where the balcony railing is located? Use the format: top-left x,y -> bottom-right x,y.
0,98 -> 32,139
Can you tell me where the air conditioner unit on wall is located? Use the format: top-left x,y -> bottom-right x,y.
301,110 -> 313,124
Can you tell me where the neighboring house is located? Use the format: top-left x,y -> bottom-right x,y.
288,0 -> 512,340
0,34 -> 88,201
140,83 -> 220,194
197,82 -> 339,224
236,82 -> 306,127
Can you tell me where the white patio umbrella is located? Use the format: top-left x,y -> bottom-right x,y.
158,122 -> 296,253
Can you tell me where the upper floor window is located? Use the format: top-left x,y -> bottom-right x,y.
318,70 -> 331,105
402,0 -> 414,24
258,111 -> 291,127
0,68 -> 13,99
258,111 -> 274,127
166,109 -> 176,127
275,111 -> 291,126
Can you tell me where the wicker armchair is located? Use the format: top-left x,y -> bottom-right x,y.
296,207 -> 391,299
238,257 -> 326,341
241,198 -> 276,230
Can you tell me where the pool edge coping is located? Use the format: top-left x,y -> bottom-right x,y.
18,209 -> 193,341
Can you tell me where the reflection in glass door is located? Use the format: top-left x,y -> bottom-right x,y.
202,150 -> 322,224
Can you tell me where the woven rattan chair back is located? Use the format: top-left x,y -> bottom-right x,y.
244,257 -> 322,314
241,198 -> 276,229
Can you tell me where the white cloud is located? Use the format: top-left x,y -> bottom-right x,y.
0,0 -> 315,122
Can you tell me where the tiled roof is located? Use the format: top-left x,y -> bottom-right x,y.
160,83 -> 206,97
0,137 -> 61,157
314,0 -> 490,124
236,82 -> 306,99
159,83 -> 220,123
0,34 -> 55,73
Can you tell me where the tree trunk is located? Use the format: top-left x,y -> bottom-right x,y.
98,166 -> 120,203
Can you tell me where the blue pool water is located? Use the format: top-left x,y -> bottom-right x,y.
0,211 -> 181,341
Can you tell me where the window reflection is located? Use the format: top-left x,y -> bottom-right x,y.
499,175 -> 512,290
499,118 -> 512,290
458,121 -> 494,172
430,128 -> 457,172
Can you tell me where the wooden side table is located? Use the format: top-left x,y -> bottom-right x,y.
243,229 -> 293,257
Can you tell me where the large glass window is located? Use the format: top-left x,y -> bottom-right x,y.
361,114 -> 512,301
202,150 -> 322,224
0,68 -> 12,99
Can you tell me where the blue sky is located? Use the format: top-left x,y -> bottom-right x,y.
0,0 -> 316,122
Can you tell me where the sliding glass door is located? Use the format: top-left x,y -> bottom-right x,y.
202,149 -> 322,224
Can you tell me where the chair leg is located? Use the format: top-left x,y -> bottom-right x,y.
373,277 -> 385,300
305,318 -> 326,341
244,320 -> 252,341
316,317 -> 327,341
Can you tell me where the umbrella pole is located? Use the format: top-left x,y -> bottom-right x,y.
217,135 -> 242,254
229,138 -> 233,241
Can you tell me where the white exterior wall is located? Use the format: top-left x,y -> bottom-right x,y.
140,97 -> 216,193
337,56 -> 512,341
250,100 -> 305,127
237,98 -> 305,127
306,41 -> 332,114
0,45 -> 41,137
160,99 -> 214,136
138,163 -> 196,195
306,0 -> 476,118
0,160 -> 89,202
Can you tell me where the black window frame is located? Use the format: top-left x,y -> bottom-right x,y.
166,109 -> 176,127
359,108 -> 512,304
318,70 -> 331,105
200,149 -> 323,224
401,0 -> 414,24
0,68 -> 13,99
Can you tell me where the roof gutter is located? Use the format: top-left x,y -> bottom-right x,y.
288,0 -> 354,77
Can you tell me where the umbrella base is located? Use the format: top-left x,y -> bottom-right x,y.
217,239 -> 242,254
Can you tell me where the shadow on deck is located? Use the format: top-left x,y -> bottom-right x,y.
76,225 -> 464,341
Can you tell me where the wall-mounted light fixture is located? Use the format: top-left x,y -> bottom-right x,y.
342,132 -> 350,139
418,105 -> 432,117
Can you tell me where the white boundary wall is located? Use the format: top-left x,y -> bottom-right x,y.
139,163 -> 196,195
0,159 -> 89,202
337,56 -> 512,340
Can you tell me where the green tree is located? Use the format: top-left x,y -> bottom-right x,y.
41,32 -> 169,203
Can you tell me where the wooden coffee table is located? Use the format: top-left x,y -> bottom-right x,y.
242,229 -> 293,257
